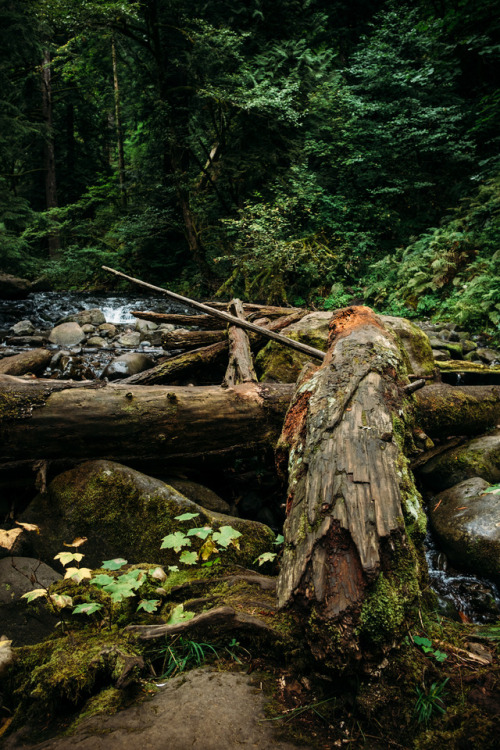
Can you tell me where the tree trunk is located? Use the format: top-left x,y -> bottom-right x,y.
161,330 -> 226,351
276,307 -> 427,668
41,49 -> 60,257
414,383 -> 500,438
132,311 -> 227,329
111,36 -> 127,207
0,377 -> 293,466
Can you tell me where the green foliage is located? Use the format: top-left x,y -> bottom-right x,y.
155,635 -> 218,680
412,635 -> 448,663
414,678 -> 449,724
161,515 -> 242,568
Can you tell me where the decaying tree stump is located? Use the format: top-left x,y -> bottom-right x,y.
277,307 -> 427,667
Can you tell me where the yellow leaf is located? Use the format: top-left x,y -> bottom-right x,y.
0,528 -> 22,551
199,538 -> 218,561
64,567 -> 92,583
15,521 -> 40,533
63,537 -> 88,548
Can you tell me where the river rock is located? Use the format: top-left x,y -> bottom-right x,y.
64,308 -> 106,327
49,322 -> 85,347
10,320 -> 35,336
419,432 -> 500,491
135,318 -> 158,333
99,323 -> 117,337
19,460 -> 275,569
86,336 -> 108,348
103,352 -> 154,380
82,324 -> 96,334
165,479 -> 232,514
429,477 -> 500,581
116,331 -> 141,347
0,273 -> 31,300
477,348 -> 500,365
0,348 -> 52,376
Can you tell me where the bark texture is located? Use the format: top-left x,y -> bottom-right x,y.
276,307 -> 425,665
224,299 -> 257,386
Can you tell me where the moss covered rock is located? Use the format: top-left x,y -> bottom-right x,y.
19,460 -> 275,569
419,431 -> 500,491
429,477 -> 500,581
255,311 -> 435,382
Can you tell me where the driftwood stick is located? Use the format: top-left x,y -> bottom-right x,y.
102,266 -> 325,361
124,606 -> 276,640
403,378 -> 426,394
224,299 -> 257,386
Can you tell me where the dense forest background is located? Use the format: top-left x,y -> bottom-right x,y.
1,0 -> 499,335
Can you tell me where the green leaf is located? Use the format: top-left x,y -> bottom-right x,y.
167,604 -> 195,625
50,593 -> 73,609
186,526 -> 212,540
413,635 -> 433,650
434,650 -> 448,662
101,558 -> 128,570
212,526 -> 242,548
103,581 -> 137,602
482,483 -> 500,495
254,552 -> 277,566
179,550 -> 199,565
174,512 -> 200,522
54,551 -> 84,567
72,602 -> 103,615
160,532 -> 191,552
21,588 -> 47,602
137,599 -> 160,613
273,534 -> 284,545
91,574 -> 115,587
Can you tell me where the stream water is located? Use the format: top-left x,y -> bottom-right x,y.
1,291 -> 499,623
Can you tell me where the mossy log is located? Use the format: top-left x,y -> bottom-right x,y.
132,310 -> 227,329
276,307 -> 426,668
414,383 -> 500,438
0,376 -> 293,466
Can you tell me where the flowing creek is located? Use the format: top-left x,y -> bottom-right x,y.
1,291 -> 499,622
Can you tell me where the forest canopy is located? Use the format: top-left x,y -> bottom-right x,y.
1,0 -> 499,333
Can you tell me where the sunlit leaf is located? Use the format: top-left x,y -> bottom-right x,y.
254,551 -> 277,566
212,526 -> 242,548
50,593 -> 73,609
199,538 -> 218,560
160,532 -> 190,552
20,588 -> 47,602
174,512 -> 200,522
167,603 -> 195,625
0,528 -> 23,551
54,551 -> 84,567
15,521 -> 40,533
149,566 -> 167,581
91,574 -> 115,587
187,526 -> 212,540
63,537 -> 88,548
64,567 -> 93,582
137,599 -> 160,613
179,550 -> 198,565
101,558 -> 128,570
72,602 -> 103,615
273,534 -> 284,545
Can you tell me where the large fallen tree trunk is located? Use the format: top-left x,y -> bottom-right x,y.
414,383 -> 500,438
0,376 -> 293,467
276,307 -> 428,669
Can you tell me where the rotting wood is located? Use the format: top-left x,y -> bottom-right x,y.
224,299 -> 257,386
102,266 -> 325,361
205,301 -> 303,317
132,311 -> 227,329
276,306 -> 426,664
124,606 -> 276,640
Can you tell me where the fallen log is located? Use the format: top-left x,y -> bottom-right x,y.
224,299 -> 257,386
276,306 -> 427,667
132,311 -> 227,329
120,311 -> 304,385
414,383 -> 500,438
102,266 -> 324,361
0,376 -> 293,465
161,329 -> 226,351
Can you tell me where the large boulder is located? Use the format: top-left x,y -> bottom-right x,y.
0,273 -> 31,300
49,322 -> 85,347
63,309 -> 106,327
419,431 -> 500,492
103,352 -> 154,380
19,461 -> 275,569
429,477 -> 500,581
165,479 -> 232,514
256,311 -> 435,382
